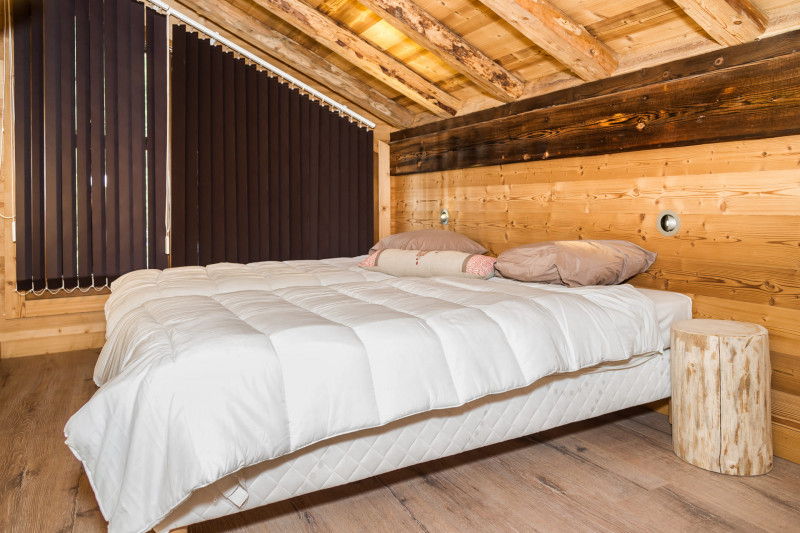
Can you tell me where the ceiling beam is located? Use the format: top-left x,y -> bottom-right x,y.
251,0 -> 461,117
672,0 -> 768,46
357,0 -> 524,102
177,0 -> 415,127
478,0 -> 618,81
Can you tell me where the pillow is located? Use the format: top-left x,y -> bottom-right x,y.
495,240 -> 656,287
360,249 -> 496,279
369,229 -> 487,255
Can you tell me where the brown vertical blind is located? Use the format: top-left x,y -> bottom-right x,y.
171,28 -> 374,266
13,0 -> 168,292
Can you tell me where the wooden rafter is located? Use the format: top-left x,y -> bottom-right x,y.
357,0 -> 524,102
478,0 -> 618,81
251,0 -> 461,117
177,0 -> 415,127
672,0 -> 768,46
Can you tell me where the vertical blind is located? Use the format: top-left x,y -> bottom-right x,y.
13,0 -> 168,292
170,27 -> 374,266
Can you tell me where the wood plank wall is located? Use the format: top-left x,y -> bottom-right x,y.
0,13 -> 107,358
391,134 -> 800,464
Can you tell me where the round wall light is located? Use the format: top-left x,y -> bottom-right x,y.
440,208 -> 450,226
657,209 -> 681,236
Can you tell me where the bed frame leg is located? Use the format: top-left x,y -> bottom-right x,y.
668,398 -> 673,425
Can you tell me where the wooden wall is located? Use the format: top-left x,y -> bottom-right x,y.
391,134 -> 800,463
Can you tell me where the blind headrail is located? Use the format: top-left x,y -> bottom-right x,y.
143,0 -> 376,130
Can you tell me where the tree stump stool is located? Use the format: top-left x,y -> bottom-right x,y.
670,319 -> 772,476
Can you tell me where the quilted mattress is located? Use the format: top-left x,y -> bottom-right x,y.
155,350 -> 672,531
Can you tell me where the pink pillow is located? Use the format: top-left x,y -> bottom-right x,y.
495,240 -> 656,287
369,229 -> 487,255
360,249 -> 496,279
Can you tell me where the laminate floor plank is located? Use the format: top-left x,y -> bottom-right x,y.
533,417 -> 800,532
378,448 -> 623,533
193,477 -> 423,533
2,350 -> 800,533
0,350 -> 104,533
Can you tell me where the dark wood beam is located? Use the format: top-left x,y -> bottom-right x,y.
357,0 -> 524,102
673,0 -> 768,46
392,30 -> 800,143
251,0 -> 461,117
390,49 -> 800,175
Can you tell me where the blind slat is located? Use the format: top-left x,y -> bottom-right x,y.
152,11 -> 169,270
130,2 -> 147,271
318,109 -> 331,261
210,46 -> 226,265
184,33 -> 200,266
257,71 -> 270,260
44,0 -> 63,285
75,0 -> 92,286
197,38 -> 213,266
170,25 -> 187,267
268,75 -> 280,261
60,0 -> 77,286
222,52 -> 238,262
104,0 -> 120,278
246,66 -> 260,262
234,58 -> 249,263
89,0 -> 106,285
116,0 -> 132,274
13,0 -> 33,292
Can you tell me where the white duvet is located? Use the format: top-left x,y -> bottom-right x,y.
65,259 -> 662,533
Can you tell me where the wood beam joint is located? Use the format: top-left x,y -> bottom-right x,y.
673,0 -> 768,46
478,0 -> 618,81
358,0 -> 524,102
252,0 -> 461,117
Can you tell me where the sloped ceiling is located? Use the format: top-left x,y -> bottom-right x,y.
173,0 -> 800,129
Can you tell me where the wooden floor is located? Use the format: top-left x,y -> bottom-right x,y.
2,351 -> 800,533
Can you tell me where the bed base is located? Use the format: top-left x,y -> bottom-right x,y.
155,351 -> 671,532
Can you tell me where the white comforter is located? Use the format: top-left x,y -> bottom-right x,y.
65,260 -> 662,533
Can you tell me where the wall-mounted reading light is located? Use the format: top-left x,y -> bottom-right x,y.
657,209 -> 681,236
440,209 -> 450,226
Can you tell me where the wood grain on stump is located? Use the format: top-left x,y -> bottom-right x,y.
671,319 -> 772,476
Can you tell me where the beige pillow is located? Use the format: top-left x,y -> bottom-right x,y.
495,240 -> 656,287
369,229 -> 487,255
360,249 -> 496,279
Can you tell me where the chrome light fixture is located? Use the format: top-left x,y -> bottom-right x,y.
657,209 -> 681,236
440,208 -> 450,226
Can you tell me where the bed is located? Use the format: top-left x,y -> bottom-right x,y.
64,256 -> 691,533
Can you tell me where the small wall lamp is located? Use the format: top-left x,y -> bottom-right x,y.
657,210 -> 681,236
440,208 -> 450,226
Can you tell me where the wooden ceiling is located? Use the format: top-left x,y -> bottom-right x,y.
174,0 -> 800,130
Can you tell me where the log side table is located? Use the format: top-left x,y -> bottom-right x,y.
670,319 -> 772,476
